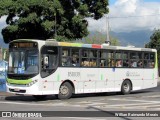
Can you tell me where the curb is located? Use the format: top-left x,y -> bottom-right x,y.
0,91 -> 15,97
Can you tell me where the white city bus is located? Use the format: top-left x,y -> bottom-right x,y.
6,39 -> 158,99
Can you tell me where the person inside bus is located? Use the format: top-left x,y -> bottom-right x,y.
123,60 -> 129,67
131,61 -> 137,67
89,59 -> 96,67
100,60 -> 105,67
81,59 -> 90,66
108,59 -> 115,67
72,55 -> 79,66
138,60 -> 143,67
81,52 -> 90,66
62,57 -> 70,66
116,59 -> 122,67
148,61 -> 154,68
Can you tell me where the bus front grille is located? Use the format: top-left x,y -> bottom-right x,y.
9,88 -> 26,93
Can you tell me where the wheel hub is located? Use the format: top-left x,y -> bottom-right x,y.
124,84 -> 129,91
60,85 -> 69,95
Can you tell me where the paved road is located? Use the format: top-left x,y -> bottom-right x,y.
0,84 -> 160,120
1,88 -> 160,111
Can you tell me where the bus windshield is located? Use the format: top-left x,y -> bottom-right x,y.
8,49 -> 39,75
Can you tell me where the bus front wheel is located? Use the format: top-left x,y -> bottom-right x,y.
121,80 -> 131,95
58,82 -> 73,99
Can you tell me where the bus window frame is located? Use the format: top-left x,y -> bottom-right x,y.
40,45 -> 59,78
58,46 -> 156,69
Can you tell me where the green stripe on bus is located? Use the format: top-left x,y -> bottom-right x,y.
152,72 -> 154,80
71,43 -> 83,47
101,74 -> 103,80
155,53 -> 158,68
57,74 -> 60,81
7,78 -> 32,85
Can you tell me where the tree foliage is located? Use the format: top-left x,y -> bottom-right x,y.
145,29 -> 160,59
0,0 -> 109,43
83,31 -> 120,46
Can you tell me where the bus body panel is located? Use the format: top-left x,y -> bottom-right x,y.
6,68 -> 158,95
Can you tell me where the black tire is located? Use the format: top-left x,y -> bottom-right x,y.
58,82 -> 73,99
33,95 -> 47,100
121,80 -> 131,95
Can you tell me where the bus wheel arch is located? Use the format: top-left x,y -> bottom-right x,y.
121,79 -> 132,95
58,80 -> 75,99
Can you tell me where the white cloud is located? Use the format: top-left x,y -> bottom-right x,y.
0,16 -> 7,28
0,16 -> 7,38
87,0 -> 160,32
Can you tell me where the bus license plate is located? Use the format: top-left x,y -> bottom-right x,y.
14,88 -> 20,92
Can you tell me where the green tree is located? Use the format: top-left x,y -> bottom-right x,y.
0,0 -> 109,43
83,31 -> 120,46
110,36 -> 120,46
145,29 -> 160,59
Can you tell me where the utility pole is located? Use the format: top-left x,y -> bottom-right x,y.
105,15 -> 110,45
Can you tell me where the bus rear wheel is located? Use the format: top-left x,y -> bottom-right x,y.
121,80 -> 131,95
58,82 -> 73,99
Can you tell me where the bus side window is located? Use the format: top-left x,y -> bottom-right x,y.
81,50 -> 89,67
62,58 -> 67,66
62,49 -> 71,66
81,58 -> 90,67
123,60 -> 129,67
100,60 -> 105,67
144,52 -> 155,68
72,55 -> 79,66
116,59 -> 122,67
90,59 -> 96,67
130,60 -> 137,67
148,61 -> 154,68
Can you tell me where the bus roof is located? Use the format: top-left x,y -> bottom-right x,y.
11,39 -> 156,52
45,39 -> 156,52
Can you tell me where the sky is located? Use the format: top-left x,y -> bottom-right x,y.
87,0 -> 160,32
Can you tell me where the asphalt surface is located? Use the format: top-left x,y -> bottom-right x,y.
0,82 -> 160,120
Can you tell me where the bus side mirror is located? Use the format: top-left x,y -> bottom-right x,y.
43,56 -> 49,66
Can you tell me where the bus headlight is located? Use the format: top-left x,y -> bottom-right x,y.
26,80 -> 38,87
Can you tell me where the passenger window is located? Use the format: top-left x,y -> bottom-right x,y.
122,52 -> 129,67
61,48 -> 70,66
115,52 -> 122,67
144,52 -> 155,68
81,50 -> 97,67
71,49 -> 80,67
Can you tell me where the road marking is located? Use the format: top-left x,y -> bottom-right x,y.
0,101 -> 66,106
109,98 -> 160,103
100,102 -> 159,107
143,95 -> 160,98
87,99 -> 105,102
86,103 -> 107,106
1,94 -> 160,111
